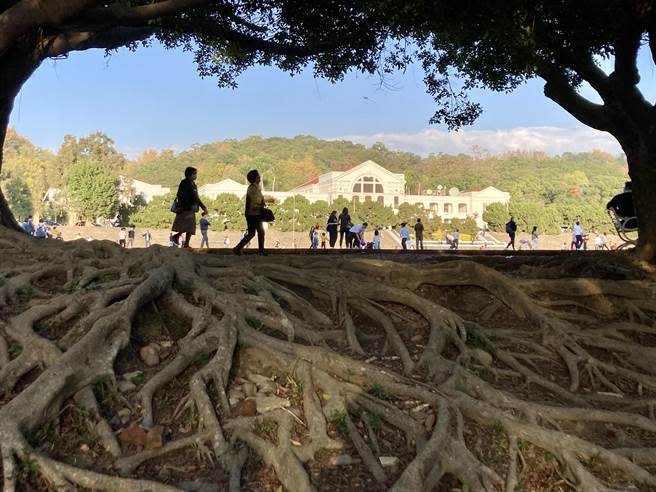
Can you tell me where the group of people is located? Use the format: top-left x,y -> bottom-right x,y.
19,216 -> 62,240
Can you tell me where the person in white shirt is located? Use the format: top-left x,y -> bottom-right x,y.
399,222 -> 410,250
573,221 -> 584,250
451,228 -> 460,250
348,223 -> 368,248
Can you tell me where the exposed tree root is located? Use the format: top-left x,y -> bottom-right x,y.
1,229 -> 656,490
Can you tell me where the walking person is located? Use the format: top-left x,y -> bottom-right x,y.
127,225 -> 135,248
142,229 -> 152,247
505,216 -> 517,251
573,220 -> 584,250
171,166 -> 208,248
399,222 -> 410,250
530,226 -> 539,250
327,210 -> 339,248
414,218 -> 424,250
338,208 -> 351,248
310,225 -> 320,249
451,228 -> 460,250
233,169 -> 269,256
199,211 -> 211,248
118,227 -> 127,248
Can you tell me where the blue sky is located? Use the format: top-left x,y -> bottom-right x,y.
9,42 -> 655,157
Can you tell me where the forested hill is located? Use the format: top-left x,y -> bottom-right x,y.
1,130 -> 629,231
123,135 -> 628,200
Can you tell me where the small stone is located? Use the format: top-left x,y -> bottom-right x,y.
80,444 -> 90,453
118,423 -> 148,448
257,380 -> 277,394
160,340 -> 174,348
146,425 -> 165,449
412,403 -> 430,413
140,345 -> 160,367
118,408 -> 131,425
330,454 -> 361,466
117,380 -> 137,393
290,439 -> 302,446
472,348 -> 493,367
248,373 -> 274,387
233,398 -> 257,417
253,395 -> 290,414
424,413 -> 436,432
228,389 -> 245,405
242,382 -> 257,397
379,456 -> 400,468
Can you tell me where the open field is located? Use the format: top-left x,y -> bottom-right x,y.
54,225 -> 623,252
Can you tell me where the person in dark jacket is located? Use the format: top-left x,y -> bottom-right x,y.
327,210 -> 339,248
338,207 -> 351,248
171,167 -> 207,248
607,181 -> 638,229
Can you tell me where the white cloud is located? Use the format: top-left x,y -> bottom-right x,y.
336,126 -> 623,156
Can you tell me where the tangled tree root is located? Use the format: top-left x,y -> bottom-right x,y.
1,229 -> 656,491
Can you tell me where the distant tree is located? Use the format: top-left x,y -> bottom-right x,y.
3,176 -> 32,219
482,203 -> 508,232
130,193 -> 177,230
57,132 -> 126,175
66,160 -> 118,221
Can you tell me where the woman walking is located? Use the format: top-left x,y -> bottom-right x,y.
327,210 -> 339,248
338,207 -> 351,248
171,166 -> 207,248
233,169 -> 268,255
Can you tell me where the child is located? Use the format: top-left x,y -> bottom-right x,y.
399,222 -> 410,250
320,231 -> 327,249
311,226 -> 320,249
142,230 -> 152,247
223,236 -> 230,248
199,211 -> 211,248
119,227 -> 127,247
169,232 -> 176,248
372,228 -> 381,249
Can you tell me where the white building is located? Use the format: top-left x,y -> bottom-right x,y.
118,176 -> 170,204
197,160 -> 509,226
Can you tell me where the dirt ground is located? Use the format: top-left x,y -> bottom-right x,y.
2,227 -> 654,492
54,225 -> 623,251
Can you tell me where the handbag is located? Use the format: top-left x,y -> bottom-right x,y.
170,198 -> 180,213
261,208 -> 275,222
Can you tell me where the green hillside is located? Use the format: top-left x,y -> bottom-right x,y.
2,130 -> 628,233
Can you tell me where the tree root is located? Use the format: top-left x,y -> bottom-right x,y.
1,233 -> 656,490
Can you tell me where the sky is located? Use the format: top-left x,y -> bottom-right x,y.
9,42 -> 656,158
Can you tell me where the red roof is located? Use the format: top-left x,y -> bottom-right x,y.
462,187 -> 485,193
295,177 -> 319,188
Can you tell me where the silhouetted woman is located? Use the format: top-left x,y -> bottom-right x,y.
338,207 -> 351,248
171,166 -> 207,248
327,210 -> 338,248
234,169 -> 267,255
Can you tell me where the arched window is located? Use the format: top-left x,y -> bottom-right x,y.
352,176 -> 384,194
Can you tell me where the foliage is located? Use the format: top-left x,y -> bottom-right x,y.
57,132 -> 126,176
66,160 -> 119,221
130,192 -> 177,229
482,203 -> 508,232
3,176 -> 32,219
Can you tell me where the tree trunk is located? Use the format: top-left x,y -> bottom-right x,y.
0,41 -> 43,232
626,144 -> 656,262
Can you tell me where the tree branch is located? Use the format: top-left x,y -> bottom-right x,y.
81,0 -> 213,26
45,26 -> 154,57
0,0 -> 100,56
541,72 -> 617,133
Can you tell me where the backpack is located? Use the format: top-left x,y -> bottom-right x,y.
505,221 -> 514,233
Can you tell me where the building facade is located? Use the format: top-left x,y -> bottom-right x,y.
198,160 -> 510,226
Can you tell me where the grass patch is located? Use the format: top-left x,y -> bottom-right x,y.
330,409 -> 348,433
368,383 -> 393,400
